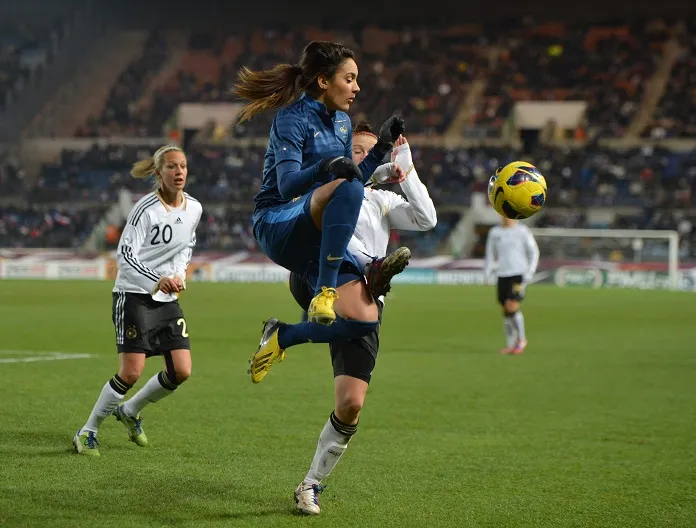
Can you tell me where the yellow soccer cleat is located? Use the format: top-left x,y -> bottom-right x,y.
307,287 -> 338,326
73,430 -> 100,456
248,319 -> 286,384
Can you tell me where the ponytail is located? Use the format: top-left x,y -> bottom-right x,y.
130,145 -> 183,185
231,64 -> 303,123
130,158 -> 157,179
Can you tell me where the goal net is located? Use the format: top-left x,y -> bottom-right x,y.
529,228 -> 681,291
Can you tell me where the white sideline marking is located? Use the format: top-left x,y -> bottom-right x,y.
0,350 -> 94,364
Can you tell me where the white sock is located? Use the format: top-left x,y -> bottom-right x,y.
122,372 -> 177,417
512,311 -> 526,342
504,316 -> 517,348
81,381 -> 125,434
305,412 -> 356,484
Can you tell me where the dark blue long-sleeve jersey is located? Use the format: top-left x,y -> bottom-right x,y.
253,93 -> 384,212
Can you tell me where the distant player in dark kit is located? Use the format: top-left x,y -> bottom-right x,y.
483,216 -> 539,355
73,145 -> 202,456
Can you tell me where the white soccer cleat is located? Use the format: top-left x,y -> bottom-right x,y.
294,481 -> 324,515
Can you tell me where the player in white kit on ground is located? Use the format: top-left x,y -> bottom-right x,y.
483,216 -> 539,355
289,124 -> 437,515
73,145 -> 202,456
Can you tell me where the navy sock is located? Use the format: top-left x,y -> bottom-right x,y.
278,316 -> 379,349
316,179 -> 364,295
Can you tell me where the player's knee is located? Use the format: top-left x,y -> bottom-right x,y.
118,368 -> 141,386
504,300 -> 519,313
333,177 -> 364,205
173,366 -> 191,384
336,393 -> 364,423
168,362 -> 191,384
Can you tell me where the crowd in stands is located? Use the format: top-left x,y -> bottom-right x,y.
74,32 -> 169,138
75,26 -> 488,138
29,141 -> 696,209
0,20 -> 68,111
2,139 -> 694,258
0,206 -> 105,249
2,18 -> 695,262
71,18 -> 692,141
475,19 -> 671,138
643,19 -> 696,139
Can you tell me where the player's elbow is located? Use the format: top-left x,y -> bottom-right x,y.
116,245 -> 138,275
277,180 -> 294,200
418,212 -> 437,231
277,176 -> 302,200
115,249 -> 127,269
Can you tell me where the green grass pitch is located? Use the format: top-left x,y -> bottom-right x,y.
0,281 -> 694,527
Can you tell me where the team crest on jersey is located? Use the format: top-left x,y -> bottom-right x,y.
126,326 -> 138,339
339,125 -> 348,134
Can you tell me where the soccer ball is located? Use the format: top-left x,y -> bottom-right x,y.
487,161 -> 547,219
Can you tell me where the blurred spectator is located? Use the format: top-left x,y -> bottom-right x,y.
0,206 -> 105,248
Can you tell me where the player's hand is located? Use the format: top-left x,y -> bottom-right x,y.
369,162 -> 405,185
391,137 -> 413,178
518,280 -> 529,296
371,116 -> 406,159
318,156 -> 362,182
379,116 -> 406,144
383,163 -> 406,184
173,275 -> 186,291
393,135 -> 407,149
156,277 -> 182,294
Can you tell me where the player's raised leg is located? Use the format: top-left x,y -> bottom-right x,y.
250,280 -> 378,383
307,178 -> 365,325
366,246 -> 411,298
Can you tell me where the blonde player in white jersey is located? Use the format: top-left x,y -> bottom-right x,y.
483,216 -> 540,355
73,145 -> 202,456
288,122 -> 436,515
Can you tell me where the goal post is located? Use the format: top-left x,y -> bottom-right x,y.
529,227 -> 680,291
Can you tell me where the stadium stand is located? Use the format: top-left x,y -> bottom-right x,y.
643,19 -> 696,138
2,19 -> 695,261
476,19 -> 673,138
0,20 -> 67,111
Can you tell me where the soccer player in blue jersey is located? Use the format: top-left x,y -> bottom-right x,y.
232,41 -> 405,383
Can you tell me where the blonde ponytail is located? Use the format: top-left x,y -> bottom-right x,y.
130,158 -> 157,179
130,145 -> 183,181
